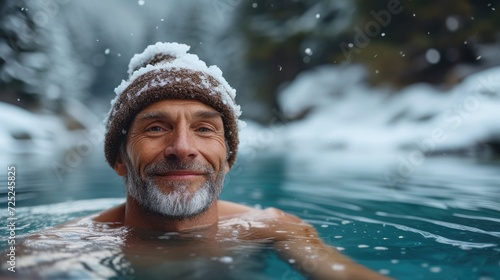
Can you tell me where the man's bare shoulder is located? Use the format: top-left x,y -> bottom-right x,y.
217,200 -> 256,218
219,202 -> 301,222
93,203 -> 126,223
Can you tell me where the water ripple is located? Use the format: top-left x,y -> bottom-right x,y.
280,199 -> 499,250
375,211 -> 500,238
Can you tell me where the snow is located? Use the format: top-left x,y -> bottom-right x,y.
278,65 -> 367,119
0,100 -> 102,160
127,42 -> 190,76
0,102 -> 67,155
240,65 -> 500,157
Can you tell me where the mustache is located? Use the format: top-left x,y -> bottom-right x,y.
144,158 -> 214,176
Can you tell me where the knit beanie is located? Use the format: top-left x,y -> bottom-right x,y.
104,42 -> 242,168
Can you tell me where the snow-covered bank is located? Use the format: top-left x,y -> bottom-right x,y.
0,100 -> 102,156
240,65 -> 500,157
0,102 -> 64,155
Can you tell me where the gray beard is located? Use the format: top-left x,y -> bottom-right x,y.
123,155 -> 226,220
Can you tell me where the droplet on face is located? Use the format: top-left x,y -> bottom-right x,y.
332,263 -> 345,271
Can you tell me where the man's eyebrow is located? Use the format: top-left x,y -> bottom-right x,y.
194,110 -> 222,120
135,110 -> 221,122
136,111 -> 168,122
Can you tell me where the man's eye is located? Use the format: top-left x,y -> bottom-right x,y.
147,126 -> 164,132
197,127 -> 213,133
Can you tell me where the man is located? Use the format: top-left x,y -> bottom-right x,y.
3,42 -> 388,279
93,42 -> 389,279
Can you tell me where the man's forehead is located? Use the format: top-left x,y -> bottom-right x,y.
135,99 -> 222,120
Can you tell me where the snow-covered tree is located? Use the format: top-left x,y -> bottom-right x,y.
0,0 -> 93,113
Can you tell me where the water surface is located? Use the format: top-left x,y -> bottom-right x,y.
1,151 -> 499,279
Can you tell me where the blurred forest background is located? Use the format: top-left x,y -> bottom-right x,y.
1,0 -> 499,158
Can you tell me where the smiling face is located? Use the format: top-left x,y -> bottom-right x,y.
114,99 -> 229,219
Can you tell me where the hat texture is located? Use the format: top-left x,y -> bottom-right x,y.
104,42 -> 242,168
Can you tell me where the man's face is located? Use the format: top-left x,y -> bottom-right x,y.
115,99 -> 229,219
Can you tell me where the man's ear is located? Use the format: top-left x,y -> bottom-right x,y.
114,152 -> 128,176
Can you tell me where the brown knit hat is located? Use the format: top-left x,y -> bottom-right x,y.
104,42 -> 242,168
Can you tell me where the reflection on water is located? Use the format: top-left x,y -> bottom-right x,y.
1,151 -> 499,279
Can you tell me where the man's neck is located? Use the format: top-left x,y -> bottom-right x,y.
123,196 -> 219,233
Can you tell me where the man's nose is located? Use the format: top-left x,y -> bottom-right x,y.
164,127 -> 197,160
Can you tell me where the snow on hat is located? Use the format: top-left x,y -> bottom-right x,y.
104,42 -> 242,168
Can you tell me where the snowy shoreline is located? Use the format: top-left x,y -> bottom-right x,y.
240,65 -> 500,158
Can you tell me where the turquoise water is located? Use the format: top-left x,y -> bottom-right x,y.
1,151 -> 499,279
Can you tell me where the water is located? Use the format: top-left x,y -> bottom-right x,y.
1,150 -> 499,279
